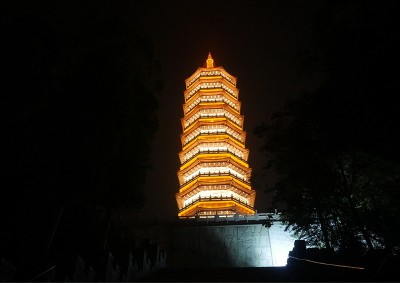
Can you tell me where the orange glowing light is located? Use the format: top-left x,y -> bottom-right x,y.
206,52 -> 214,68
176,53 -> 256,217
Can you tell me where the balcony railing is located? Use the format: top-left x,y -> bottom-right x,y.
181,149 -> 247,167
186,82 -> 237,101
183,131 -> 244,147
178,212 -> 282,222
186,70 -> 236,88
184,112 -> 243,130
186,96 -> 239,114
179,195 -> 253,213
179,171 -> 250,189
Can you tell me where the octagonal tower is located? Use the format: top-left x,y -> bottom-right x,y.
176,53 -> 256,217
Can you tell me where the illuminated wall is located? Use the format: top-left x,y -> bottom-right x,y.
171,221 -> 296,268
176,53 -> 256,217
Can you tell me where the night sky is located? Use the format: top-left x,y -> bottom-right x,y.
2,0 -> 327,219
138,0 -> 325,218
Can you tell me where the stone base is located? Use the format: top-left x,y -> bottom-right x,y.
171,222 -> 280,268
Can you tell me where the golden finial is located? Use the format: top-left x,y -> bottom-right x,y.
206,52 -> 214,68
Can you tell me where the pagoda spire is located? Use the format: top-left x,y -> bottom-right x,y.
206,52 -> 214,68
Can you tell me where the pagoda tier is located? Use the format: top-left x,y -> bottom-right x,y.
180,119 -> 246,147
183,90 -> 241,115
176,53 -> 256,217
178,138 -> 250,164
181,103 -> 244,131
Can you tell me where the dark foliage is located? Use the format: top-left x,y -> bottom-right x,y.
1,1 -> 161,281
255,0 -> 400,253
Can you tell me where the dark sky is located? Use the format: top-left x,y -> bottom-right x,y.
138,0 -> 325,218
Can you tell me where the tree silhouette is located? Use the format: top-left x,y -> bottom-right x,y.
255,0 -> 400,254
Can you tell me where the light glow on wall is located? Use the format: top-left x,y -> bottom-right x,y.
269,222 -> 296,266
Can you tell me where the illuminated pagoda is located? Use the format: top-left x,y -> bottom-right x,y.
176,53 -> 256,217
